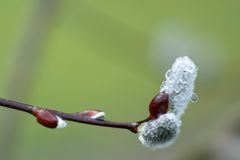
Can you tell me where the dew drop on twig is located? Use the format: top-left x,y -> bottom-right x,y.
190,93 -> 198,103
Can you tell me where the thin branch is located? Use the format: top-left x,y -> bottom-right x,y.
0,98 -> 34,114
0,97 -> 140,133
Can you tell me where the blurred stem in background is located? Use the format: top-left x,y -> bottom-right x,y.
0,0 -> 60,159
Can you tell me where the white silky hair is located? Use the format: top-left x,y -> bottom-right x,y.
160,56 -> 198,118
56,116 -> 67,129
138,113 -> 181,150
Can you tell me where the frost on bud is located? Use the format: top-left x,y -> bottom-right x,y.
160,56 -> 198,118
75,109 -> 106,120
138,113 -> 181,150
34,109 -> 67,129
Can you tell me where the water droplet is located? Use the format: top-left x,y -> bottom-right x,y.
183,71 -> 190,80
165,69 -> 172,79
190,93 -> 198,103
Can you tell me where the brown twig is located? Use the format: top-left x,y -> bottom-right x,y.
0,92 -> 169,134
0,97 -> 139,133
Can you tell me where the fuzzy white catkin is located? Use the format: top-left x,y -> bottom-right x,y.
160,56 -> 198,118
138,113 -> 181,150
138,56 -> 197,150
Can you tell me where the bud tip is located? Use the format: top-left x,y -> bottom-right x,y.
56,116 -> 67,129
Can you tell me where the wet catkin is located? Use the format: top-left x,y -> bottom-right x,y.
138,56 -> 198,150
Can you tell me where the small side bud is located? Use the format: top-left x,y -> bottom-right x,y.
75,109 -> 105,120
34,109 -> 67,129
149,92 -> 169,119
138,113 -> 181,150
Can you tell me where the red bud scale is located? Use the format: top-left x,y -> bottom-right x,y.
33,109 -> 67,129
74,109 -> 105,120
149,92 -> 169,119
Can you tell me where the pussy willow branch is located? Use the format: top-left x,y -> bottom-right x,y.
0,98 -> 140,133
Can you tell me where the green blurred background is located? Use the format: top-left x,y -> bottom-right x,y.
0,0 -> 240,160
